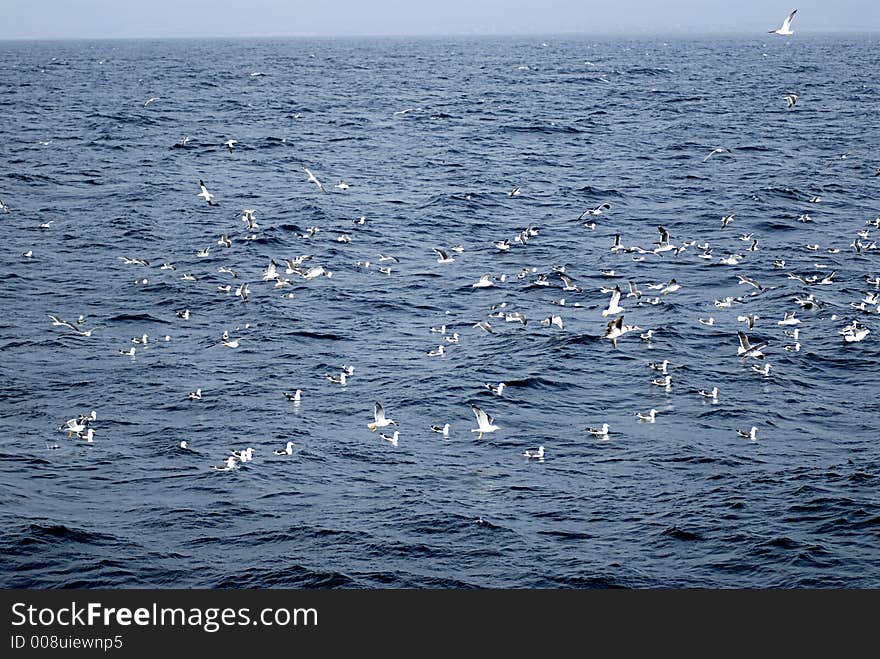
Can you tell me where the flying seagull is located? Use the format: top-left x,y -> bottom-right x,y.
224,139 -> 238,153
302,165 -> 327,193
198,179 -> 217,206
470,404 -> 499,439
367,402 -> 396,432
769,9 -> 797,35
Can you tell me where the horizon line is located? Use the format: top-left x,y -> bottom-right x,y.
0,27 -> 877,43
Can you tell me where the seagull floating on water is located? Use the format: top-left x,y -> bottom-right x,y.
523,446 -> 545,460
274,441 -> 295,456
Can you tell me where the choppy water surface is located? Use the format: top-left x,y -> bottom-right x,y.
1,34 -> 879,588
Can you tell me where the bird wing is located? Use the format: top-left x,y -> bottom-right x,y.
433,248 -> 449,260
471,404 -> 488,428
374,402 -> 385,423
782,9 -> 797,30
737,331 -> 751,351
610,285 -> 621,307
657,226 -> 670,243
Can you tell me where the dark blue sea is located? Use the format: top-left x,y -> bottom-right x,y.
1,34 -> 879,588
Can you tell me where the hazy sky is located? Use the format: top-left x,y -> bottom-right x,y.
4,1 -> 879,39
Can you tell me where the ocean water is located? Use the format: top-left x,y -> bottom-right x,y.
1,34 -> 879,588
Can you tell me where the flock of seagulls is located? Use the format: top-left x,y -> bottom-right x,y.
15,8 -> 878,474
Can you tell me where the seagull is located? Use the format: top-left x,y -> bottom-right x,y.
649,360 -> 669,374
785,93 -> 798,108
335,181 -> 350,190
601,286 -> 625,317
541,315 -> 564,330
660,278 -> 681,295
523,446 -> 545,460
737,274 -> 765,291
119,347 -> 136,357
472,274 -> 495,288
427,345 -> 445,357
603,316 -> 640,348
433,248 -> 455,264
737,427 -> 758,441
698,317 -> 716,326
721,213 -> 734,228
778,311 -> 801,326
485,382 -> 506,396
635,409 -> 657,422
222,338 -> 240,348
769,8 -> 797,35
0,198 -> 10,213
283,390 -> 302,402
48,314 -> 81,333
652,375 -> 672,390
508,186 -> 521,197
703,147 -> 730,162
493,239 -> 511,252
737,331 -> 767,359
274,441 -> 295,456
197,179 -> 216,206
841,321 -> 870,343
737,314 -> 760,329
302,165 -> 327,193
367,402 -> 396,432
474,320 -> 494,333
471,404 -> 499,439
654,226 -> 675,253
196,247 -> 210,258
752,363 -> 773,377
218,235 -> 232,248
224,139 -> 237,153
212,456 -> 238,471
326,372 -> 348,386
177,309 -> 190,320
143,96 -> 159,107
380,431 -> 400,446
188,388 -> 202,400
586,423 -> 609,438
699,387 -> 719,400
579,202 -> 611,219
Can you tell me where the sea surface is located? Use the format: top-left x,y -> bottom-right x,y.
1,34 -> 879,588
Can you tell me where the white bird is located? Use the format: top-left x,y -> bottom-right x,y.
367,402 -> 396,432
508,186 -> 521,197
699,387 -> 719,400
188,388 -> 202,400
586,423 -> 609,438
212,456 -> 238,471
326,372 -> 348,386
222,338 -> 240,348
302,165 -> 327,193
753,363 -> 773,377
427,345 -> 445,357
785,93 -> 798,109
224,139 -> 238,153
541,315 -> 564,330
703,147 -> 730,162
777,312 -> 801,327
660,278 -> 681,294
177,309 -> 190,320
737,427 -> 759,441
471,404 -> 499,439
380,431 -> 400,446
197,179 -> 216,205
649,360 -> 669,374
119,347 -> 136,357
737,331 -> 767,359
523,446 -> 545,460
769,8 -> 797,35
274,441 -> 295,456
431,424 -> 450,437
485,382 -> 506,396
635,409 -> 657,422
283,390 -> 302,402
433,248 -> 455,264
472,274 -> 495,288
652,375 -> 672,390
603,316 -> 640,348
601,285 -> 625,317
143,96 -> 159,107
579,202 -> 611,219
